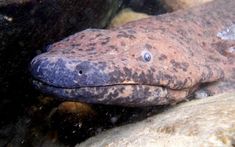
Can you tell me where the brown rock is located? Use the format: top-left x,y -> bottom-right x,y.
57,101 -> 96,118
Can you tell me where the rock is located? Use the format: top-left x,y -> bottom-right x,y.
109,8 -> 150,28
162,0 -> 214,10
77,92 -> 235,147
57,102 -> 96,119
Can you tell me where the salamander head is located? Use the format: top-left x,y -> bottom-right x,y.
30,27 -> 223,106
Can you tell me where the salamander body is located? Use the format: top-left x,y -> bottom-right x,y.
30,0 -> 235,106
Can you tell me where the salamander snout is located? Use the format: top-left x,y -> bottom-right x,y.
30,53 -> 110,88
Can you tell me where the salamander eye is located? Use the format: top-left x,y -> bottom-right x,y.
143,52 -> 151,62
141,50 -> 152,62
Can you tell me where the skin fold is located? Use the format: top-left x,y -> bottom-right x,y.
30,0 -> 235,106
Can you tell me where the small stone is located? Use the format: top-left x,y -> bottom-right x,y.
57,101 -> 96,118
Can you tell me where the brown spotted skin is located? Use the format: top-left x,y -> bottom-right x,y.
30,0 -> 235,106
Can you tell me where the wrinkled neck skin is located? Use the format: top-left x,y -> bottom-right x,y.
30,0 -> 235,106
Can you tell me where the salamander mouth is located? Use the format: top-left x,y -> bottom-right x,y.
32,78 -> 164,91
32,79 -> 191,106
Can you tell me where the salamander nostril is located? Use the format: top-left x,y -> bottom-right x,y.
79,70 -> 83,75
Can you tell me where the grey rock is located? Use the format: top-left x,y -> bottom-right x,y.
78,92 -> 235,147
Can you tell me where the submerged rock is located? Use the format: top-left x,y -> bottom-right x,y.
109,8 -> 150,28
57,102 -> 96,118
78,92 -> 235,147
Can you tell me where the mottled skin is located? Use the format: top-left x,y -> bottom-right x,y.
30,0 -> 235,106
